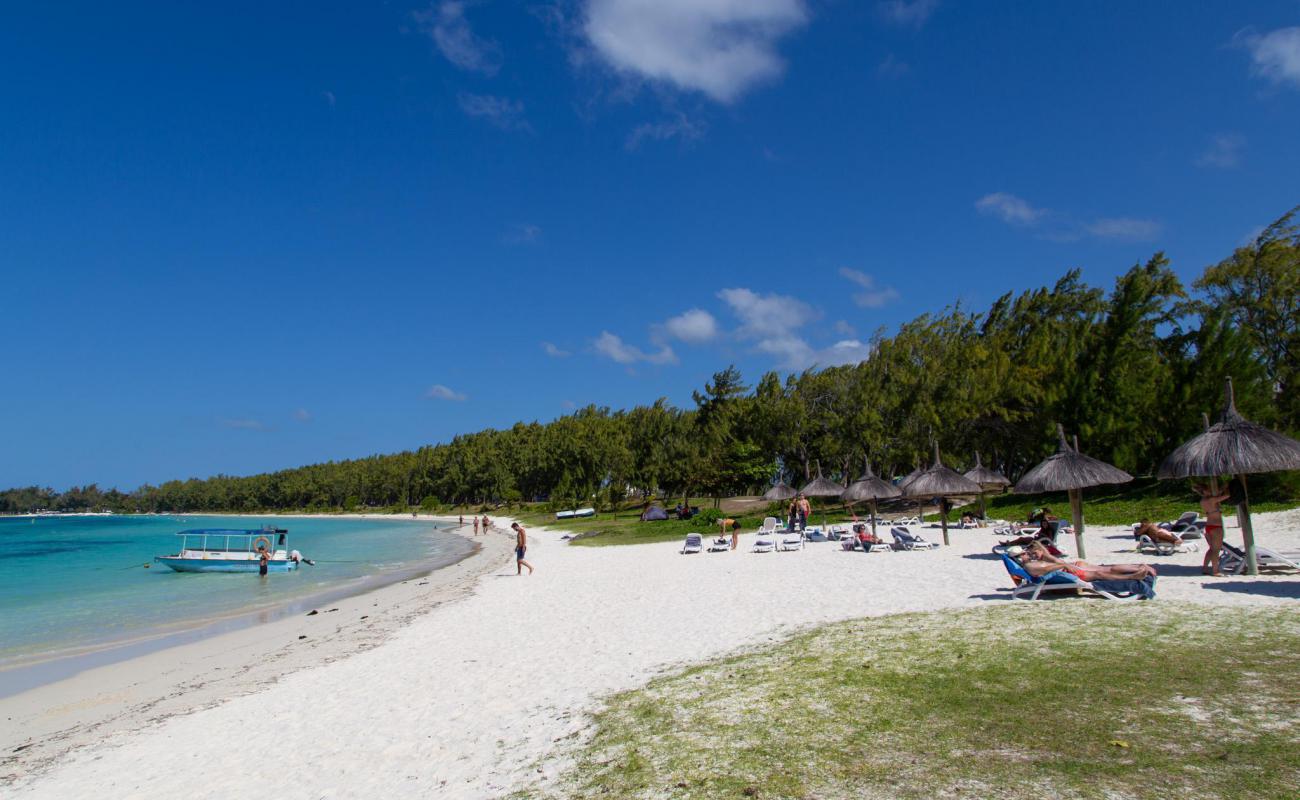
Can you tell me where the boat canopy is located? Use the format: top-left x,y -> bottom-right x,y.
175,528 -> 287,537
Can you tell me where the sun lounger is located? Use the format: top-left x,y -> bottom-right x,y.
1219,542 -> 1300,573
779,529 -> 804,551
891,527 -> 937,550
1136,534 -> 1198,556
707,536 -> 730,553
680,533 -> 702,554
997,552 -> 1146,601
752,532 -> 775,553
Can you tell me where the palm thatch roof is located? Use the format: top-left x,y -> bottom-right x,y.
800,461 -> 846,497
1014,424 -> 1132,494
841,458 -> 901,503
904,443 -> 983,498
762,481 -> 797,502
1158,378 -> 1300,479
963,451 -> 1010,488
897,463 -> 925,492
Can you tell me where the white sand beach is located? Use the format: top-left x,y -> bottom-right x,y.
4,511 -> 1298,799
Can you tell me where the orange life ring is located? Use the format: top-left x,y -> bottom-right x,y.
252,536 -> 273,554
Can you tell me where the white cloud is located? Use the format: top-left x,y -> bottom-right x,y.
457,93 -> 531,131
717,287 -> 817,340
222,418 -> 267,430
834,319 -> 857,336
975,192 -> 1046,226
321,90 -> 336,107
593,331 -> 677,365
662,308 -> 719,343
505,223 -> 543,244
838,268 -> 900,308
541,341 -> 571,358
1235,26 -> 1300,88
426,384 -> 468,401
1084,217 -> 1163,242
876,53 -> 910,79
416,1 -> 502,75
582,0 -> 809,103
626,113 -> 706,150
292,408 -> 312,422
561,399 -> 578,410
876,0 -> 939,29
1196,133 -> 1245,168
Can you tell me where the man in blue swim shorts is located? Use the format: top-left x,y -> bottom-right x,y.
511,522 -> 534,576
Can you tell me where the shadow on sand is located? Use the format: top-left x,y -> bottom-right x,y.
1198,580 -> 1300,599
962,552 -> 1002,562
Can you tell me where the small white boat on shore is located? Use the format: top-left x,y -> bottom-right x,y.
155,526 -> 303,573
555,507 -> 597,520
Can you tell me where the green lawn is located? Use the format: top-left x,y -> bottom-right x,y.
528,603 -> 1300,800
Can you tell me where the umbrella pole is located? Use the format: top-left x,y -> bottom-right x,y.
1069,488 -> 1086,560
1237,473 -> 1258,576
940,498 -> 950,546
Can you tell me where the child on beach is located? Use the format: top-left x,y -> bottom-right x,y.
1194,483 -> 1231,576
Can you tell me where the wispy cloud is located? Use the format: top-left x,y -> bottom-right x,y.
660,308 -> 719,343
541,341 -> 571,358
1196,133 -> 1245,168
976,192 -> 1160,243
292,408 -> 312,422
1234,26 -> 1300,88
975,192 -> 1046,226
504,223 -> 543,244
838,268 -> 900,308
1083,217 -> 1163,242
426,384 -> 468,401
415,1 -> 502,75
561,399 -> 578,410
626,113 -> 706,150
222,418 -> 268,431
321,90 -> 336,108
834,319 -> 857,336
717,287 -> 860,369
876,53 -> 910,79
593,331 -> 677,365
457,93 -> 531,131
876,0 -> 939,29
581,0 -> 810,103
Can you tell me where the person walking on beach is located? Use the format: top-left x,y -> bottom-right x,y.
1195,483 -> 1232,576
473,517 -> 480,536
511,522 -> 534,575
482,515 -> 490,532
459,514 -> 464,527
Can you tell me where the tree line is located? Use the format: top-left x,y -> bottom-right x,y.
4,206 -> 1297,515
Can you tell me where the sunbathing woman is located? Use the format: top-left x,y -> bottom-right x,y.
1023,541 -> 1156,580
1135,518 -> 1181,545
854,523 -> 884,548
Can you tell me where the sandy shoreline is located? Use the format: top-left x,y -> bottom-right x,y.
1,518 -> 515,784
3,510 -> 1297,798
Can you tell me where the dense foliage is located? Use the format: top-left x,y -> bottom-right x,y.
5,208 -> 1297,514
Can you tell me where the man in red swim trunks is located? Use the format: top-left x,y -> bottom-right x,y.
1195,483 -> 1232,576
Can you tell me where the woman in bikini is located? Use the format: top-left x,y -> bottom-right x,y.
1024,541 -> 1156,581
1195,483 -> 1232,576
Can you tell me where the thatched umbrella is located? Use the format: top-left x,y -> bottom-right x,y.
904,443 -> 983,545
762,481 -> 797,502
1157,377 -> 1300,575
800,461 -> 846,527
1014,424 -> 1132,559
841,456 -> 901,535
963,450 -> 1010,520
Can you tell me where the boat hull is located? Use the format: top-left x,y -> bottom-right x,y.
154,557 -> 299,573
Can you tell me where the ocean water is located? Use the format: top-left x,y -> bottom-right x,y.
0,515 -> 471,668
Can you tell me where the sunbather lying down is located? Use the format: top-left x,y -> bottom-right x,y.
1013,542 -> 1157,581
1134,519 -> 1181,545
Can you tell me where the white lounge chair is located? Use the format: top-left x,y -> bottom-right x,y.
752,532 -> 775,553
779,529 -> 804,551
707,536 -> 730,552
680,533 -> 702,554
1220,542 -> 1300,573
1136,534 -> 1198,556
891,527 -> 937,550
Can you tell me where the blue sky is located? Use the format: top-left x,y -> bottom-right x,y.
3,1 -> 1299,489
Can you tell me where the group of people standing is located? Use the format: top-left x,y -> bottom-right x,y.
459,514 -> 493,536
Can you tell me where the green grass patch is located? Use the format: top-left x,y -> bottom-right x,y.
532,604 -> 1300,800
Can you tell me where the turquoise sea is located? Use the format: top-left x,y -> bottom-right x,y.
0,515 -> 471,672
